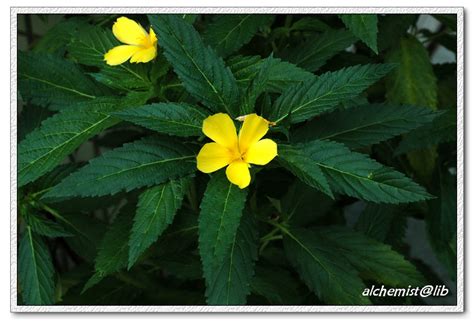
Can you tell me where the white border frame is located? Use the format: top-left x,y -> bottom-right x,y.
10,6 -> 464,313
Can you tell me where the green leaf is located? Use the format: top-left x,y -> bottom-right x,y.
67,24 -> 153,91
24,214 -> 73,238
241,56 -> 274,114
18,52 -> 101,110
33,18 -> 86,55
314,226 -> 425,287
270,64 -> 395,124
198,172 -> 248,302
18,97 -> 135,187
340,14 -> 379,54
386,35 -> 438,178
395,110 -> 456,155
59,213 -> 107,262
229,55 -> 313,93
128,178 -> 189,269
292,104 -> 441,149
18,105 -> 53,142
355,203 -> 400,242
282,226 -> 370,304
386,36 -> 437,109
44,136 -> 197,198
296,140 -> 433,203
84,205 -> 134,291
427,170 -> 457,279
19,227 -> 55,304
204,14 -> 274,57
280,29 -> 356,71
114,103 -> 208,137
377,15 -> 415,52
206,213 -> 258,305
250,266 -> 303,305
278,145 -> 333,198
149,14 -> 240,116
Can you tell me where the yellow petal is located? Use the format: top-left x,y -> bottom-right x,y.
104,45 -> 141,66
197,142 -> 233,173
226,160 -> 251,189
239,114 -> 270,154
130,46 -> 157,63
202,113 -> 238,150
149,27 -> 158,45
244,139 -> 278,165
112,17 -> 149,46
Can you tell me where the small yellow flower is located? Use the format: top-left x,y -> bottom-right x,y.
104,17 -> 158,66
197,113 -> 278,189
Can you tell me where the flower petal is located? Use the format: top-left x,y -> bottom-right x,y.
130,46 -> 157,63
112,17 -> 149,46
244,139 -> 278,165
226,160 -> 251,189
104,45 -> 141,66
197,142 -> 233,173
239,114 -> 270,154
149,27 -> 158,45
202,113 -> 238,150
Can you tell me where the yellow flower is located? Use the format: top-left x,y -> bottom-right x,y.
104,17 -> 158,66
197,113 -> 278,189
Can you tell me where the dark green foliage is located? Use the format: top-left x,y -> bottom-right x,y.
281,29 -> 357,72
18,52 -> 102,110
44,136 -> 197,198
269,64 -> 395,124
204,15 -> 274,57
340,14 -> 379,53
19,228 -> 55,304
148,14 -> 241,116
17,13 -> 458,307
292,104 -> 441,149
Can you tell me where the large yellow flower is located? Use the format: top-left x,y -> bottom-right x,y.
197,113 -> 278,189
104,17 -> 158,66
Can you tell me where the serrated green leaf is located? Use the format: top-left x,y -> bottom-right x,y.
19,227 -> 55,304
18,52 -> 101,110
24,214 -> 73,238
278,145 -> 333,198
204,14 -> 274,57
282,226 -> 370,304
18,97 -> 138,187
198,172 -> 248,302
281,29 -> 356,71
295,140 -> 433,203
206,213 -> 258,305
18,105 -> 53,142
386,36 -> 437,109
228,55 -> 313,93
241,55 -> 274,114
340,14 -> 379,54
128,178 -> 189,269
114,103 -> 208,137
44,136 -> 197,199
57,213 -> 107,262
84,205 -> 134,292
355,203 -> 400,242
314,226 -> 425,287
292,104 -> 441,149
149,14 -> 240,116
270,64 -> 394,124
395,110 -> 456,155
386,35 -> 439,178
